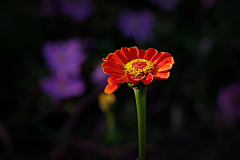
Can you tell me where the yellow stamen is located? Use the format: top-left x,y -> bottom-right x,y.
124,59 -> 154,78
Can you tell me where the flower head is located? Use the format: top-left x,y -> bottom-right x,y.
102,46 -> 174,94
40,73 -> 85,100
117,10 -> 155,44
59,0 -> 94,22
42,38 -> 86,76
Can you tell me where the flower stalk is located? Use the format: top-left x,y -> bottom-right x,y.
98,93 -> 118,159
133,87 -> 147,160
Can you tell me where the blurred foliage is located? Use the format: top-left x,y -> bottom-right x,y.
1,0 -> 240,159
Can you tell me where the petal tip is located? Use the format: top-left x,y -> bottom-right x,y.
104,84 -> 119,94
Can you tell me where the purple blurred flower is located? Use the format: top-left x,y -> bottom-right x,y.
230,38 -> 240,51
59,0 -> 94,22
117,10 -> 155,44
201,0 -> 218,9
216,82 -> 240,129
42,39 -> 86,76
90,64 -> 109,87
40,73 -> 85,100
150,0 -> 182,12
40,0 -> 57,16
199,37 -> 213,52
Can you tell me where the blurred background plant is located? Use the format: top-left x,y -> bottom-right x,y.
1,0 -> 240,159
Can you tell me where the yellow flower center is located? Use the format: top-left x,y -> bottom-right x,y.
124,59 -> 154,78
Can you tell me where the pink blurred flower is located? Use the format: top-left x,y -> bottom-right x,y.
42,39 -> 86,76
117,10 -> 155,44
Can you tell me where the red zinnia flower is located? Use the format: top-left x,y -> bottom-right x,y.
102,46 -> 174,94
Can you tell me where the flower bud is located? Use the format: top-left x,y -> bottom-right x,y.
98,93 -> 116,112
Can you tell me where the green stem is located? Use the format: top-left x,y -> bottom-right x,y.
105,111 -> 116,143
105,111 -> 118,160
134,88 -> 147,160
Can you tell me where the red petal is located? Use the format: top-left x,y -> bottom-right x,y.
139,49 -> 146,59
153,57 -> 174,72
103,66 -> 125,76
153,71 -> 170,79
129,46 -> 139,59
114,50 -> 128,64
150,53 -> 161,63
102,61 -> 123,71
145,48 -> 158,61
157,63 -> 173,72
126,73 -> 137,84
108,76 -> 124,85
102,62 -> 125,75
142,73 -> 153,85
105,53 -> 124,70
122,47 -> 133,61
104,84 -> 119,94
151,52 -> 171,65
116,74 -> 128,83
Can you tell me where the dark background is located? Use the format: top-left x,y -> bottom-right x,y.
1,0 -> 240,159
